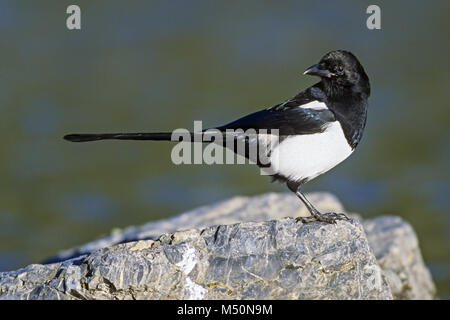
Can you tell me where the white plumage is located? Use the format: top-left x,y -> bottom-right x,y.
269,121 -> 353,182
222,100 -> 353,182
298,100 -> 328,110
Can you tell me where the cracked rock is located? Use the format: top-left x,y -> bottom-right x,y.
0,192 -> 436,300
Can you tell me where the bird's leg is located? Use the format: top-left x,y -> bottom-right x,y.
287,181 -> 349,224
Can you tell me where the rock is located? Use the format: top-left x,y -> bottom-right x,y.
43,192 -> 344,263
1,218 -> 392,300
0,192 -> 436,300
363,217 -> 436,299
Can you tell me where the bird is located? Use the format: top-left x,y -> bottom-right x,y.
64,50 -> 370,224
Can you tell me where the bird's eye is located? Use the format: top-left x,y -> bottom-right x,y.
335,65 -> 344,75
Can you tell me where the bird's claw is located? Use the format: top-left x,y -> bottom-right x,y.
296,212 -> 350,224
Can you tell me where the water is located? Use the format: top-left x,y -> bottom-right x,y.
0,0 -> 449,297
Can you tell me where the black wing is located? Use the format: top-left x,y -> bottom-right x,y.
215,87 -> 335,136
215,107 -> 334,136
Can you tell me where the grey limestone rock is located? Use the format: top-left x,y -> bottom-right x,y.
43,192 -> 344,263
0,192 -> 436,300
363,216 -> 436,299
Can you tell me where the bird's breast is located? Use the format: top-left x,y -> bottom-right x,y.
269,121 -> 353,182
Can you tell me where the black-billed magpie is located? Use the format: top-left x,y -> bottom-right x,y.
64,50 -> 370,224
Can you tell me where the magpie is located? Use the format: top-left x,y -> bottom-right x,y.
64,50 -> 370,224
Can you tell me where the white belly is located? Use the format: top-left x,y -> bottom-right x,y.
269,121 -> 353,182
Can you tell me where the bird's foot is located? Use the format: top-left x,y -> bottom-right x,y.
296,212 -> 350,224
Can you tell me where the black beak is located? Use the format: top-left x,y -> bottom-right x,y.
303,64 -> 333,78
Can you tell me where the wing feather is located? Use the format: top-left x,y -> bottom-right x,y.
215,103 -> 335,135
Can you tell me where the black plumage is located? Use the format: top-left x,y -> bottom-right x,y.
64,50 -> 370,224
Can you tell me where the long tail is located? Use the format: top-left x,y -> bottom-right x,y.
64,132 -> 174,142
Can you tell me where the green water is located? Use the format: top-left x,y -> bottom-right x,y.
0,1 -> 449,297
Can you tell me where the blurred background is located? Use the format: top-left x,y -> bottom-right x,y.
0,0 -> 449,297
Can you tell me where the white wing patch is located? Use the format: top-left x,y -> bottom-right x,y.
299,100 -> 328,110
271,99 -> 328,111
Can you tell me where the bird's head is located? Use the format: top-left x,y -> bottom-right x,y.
304,50 -> 370,97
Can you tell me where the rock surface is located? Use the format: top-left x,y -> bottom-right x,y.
43,192 -> 345,263
0,192 -> 436,300
363,217 -> 436,299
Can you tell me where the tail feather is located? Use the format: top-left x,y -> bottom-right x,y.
63,132 -> 174,142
